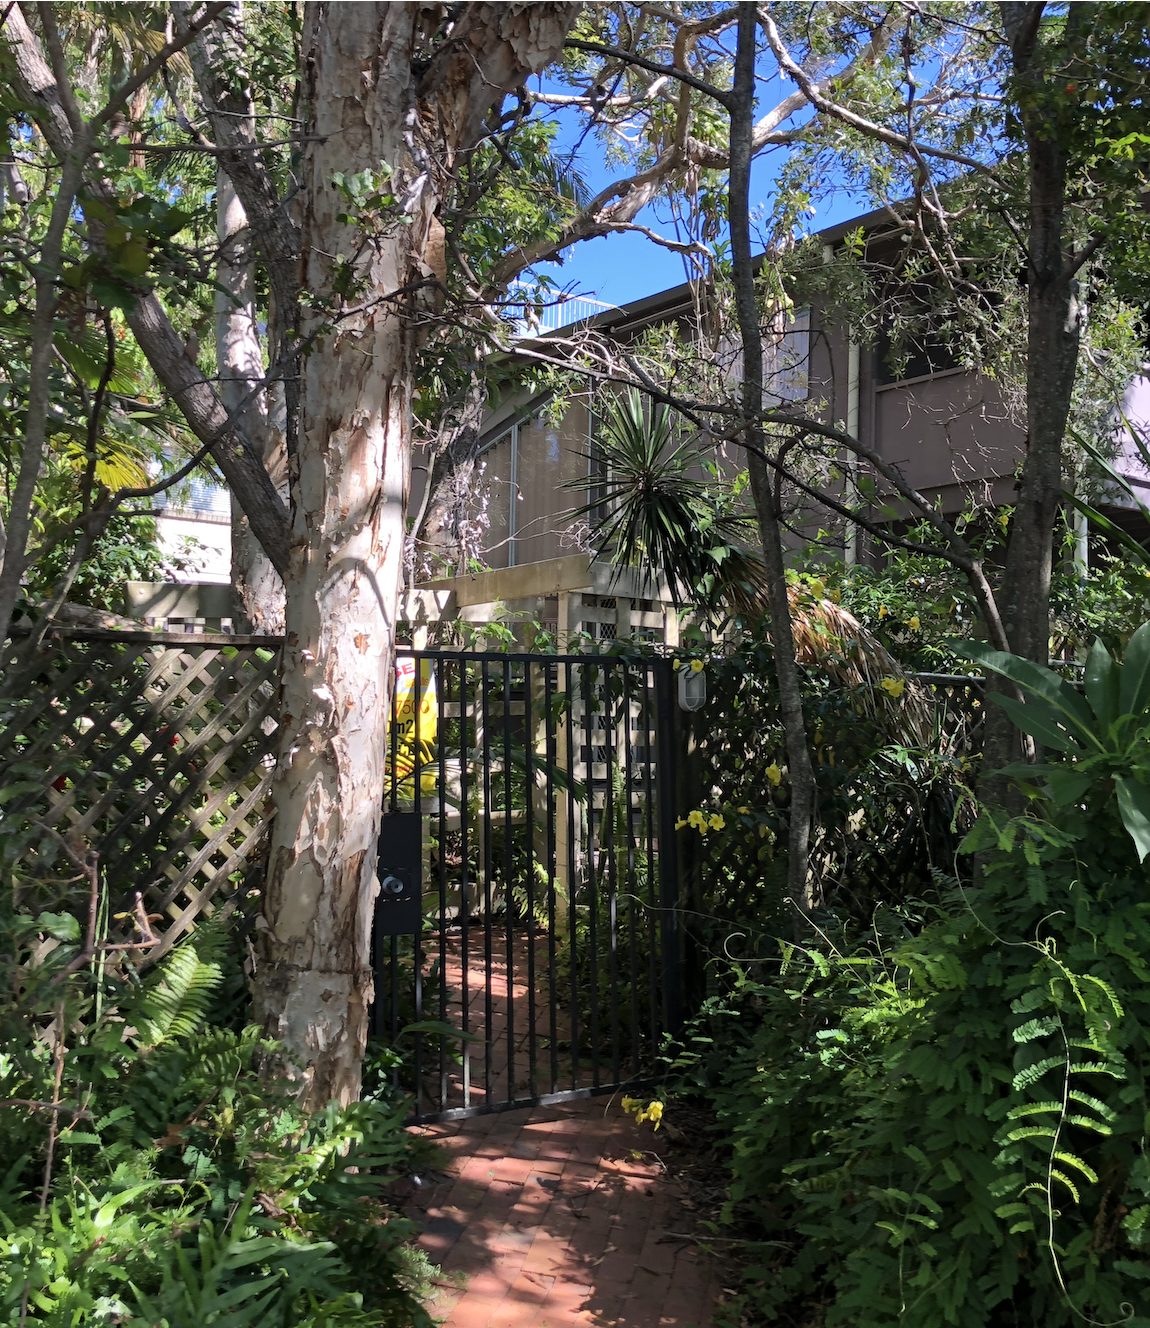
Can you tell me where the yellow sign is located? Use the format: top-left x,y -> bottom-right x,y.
388,657 -> 438,791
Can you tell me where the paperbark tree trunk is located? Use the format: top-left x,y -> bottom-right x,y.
252,1 -> 575,1106
215,170 -> 287,634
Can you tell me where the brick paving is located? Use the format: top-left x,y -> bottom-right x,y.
406,1098 -> 722,1327
411,932 -> 600,1118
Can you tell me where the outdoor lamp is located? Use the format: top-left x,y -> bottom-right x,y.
677,662 -> 707,711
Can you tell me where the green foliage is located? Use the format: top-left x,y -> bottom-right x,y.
956,622 -> 1150,858
23,514 -> 168,611
567,389 -> 758,611
797,519 -> 1150,672
662,629 -> 1150,1325
0,871 -> 435,1328
676,622 -> 972,943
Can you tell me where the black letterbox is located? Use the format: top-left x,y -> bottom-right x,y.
375,811 -> 421,935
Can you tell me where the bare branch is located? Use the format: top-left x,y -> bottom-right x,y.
760,10 -> 1002,182
564,33 -> 733,105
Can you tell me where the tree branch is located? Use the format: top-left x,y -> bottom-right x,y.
173,0 -> 301,463
3,2 -> 291,577
760,11 -> 1003,182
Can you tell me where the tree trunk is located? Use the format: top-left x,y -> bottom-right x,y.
252,1 -> 575,1106
215,170 -> 286,634
982,2 -> 1084,781
729,4 -> 818,917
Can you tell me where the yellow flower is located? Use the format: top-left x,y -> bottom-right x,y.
878,605 -> 890,619
737,806 -> 750,815
908,615 -> 921,632
709,813 -> 726,831
880,677 -> 906,699
675,817 -> 688,830
634,1100 -> 664,1129
673,659 -> 682,670
623,1096 -> 664,1130
766,763 -> 782,787
689,658 -> 704,673
687,809 -> 707,830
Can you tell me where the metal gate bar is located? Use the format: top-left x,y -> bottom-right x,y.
372,649 -> 681,1122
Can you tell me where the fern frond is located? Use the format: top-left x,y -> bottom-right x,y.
1004,1100 -> 1064,1120
1067,1089 -> 1117,1121
1052,1151 -> 1099,1184
1012,1057 -> 1065,1091
1013,1016 -> 1060,1043
127,941 -> 223,1050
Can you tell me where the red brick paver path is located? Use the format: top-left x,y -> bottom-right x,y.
407,1099 -> 720,1327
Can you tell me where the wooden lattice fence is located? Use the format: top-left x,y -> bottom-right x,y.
0,626 -> 281,960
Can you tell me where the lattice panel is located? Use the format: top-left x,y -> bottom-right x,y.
0,627 -> 281,960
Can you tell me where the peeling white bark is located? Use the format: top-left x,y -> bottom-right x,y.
254,2 -> 575,1106
216,171 -> 287,633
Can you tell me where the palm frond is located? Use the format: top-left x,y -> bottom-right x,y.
567,390 -> 726,606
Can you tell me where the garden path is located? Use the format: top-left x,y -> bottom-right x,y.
402,938 -> 721,1326
407,1098 -> 721,1327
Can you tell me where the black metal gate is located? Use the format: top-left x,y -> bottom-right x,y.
372,649 -> 682,1122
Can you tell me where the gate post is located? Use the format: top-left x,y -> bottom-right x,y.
653,659 -> 683,1035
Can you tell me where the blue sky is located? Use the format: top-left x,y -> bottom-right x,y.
536,186 -> 872,310
520,33 -> 955,310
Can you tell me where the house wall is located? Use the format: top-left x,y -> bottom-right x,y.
155,510 -> 231,584
868,364 -> 1024,513
473,399 -> 595,571
154,470 -> 232,584
1114,375 -> 1150,499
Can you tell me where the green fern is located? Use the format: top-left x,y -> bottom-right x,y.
127,942 -> 224,1050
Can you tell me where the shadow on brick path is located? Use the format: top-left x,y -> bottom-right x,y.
404,1098 -> 722,1328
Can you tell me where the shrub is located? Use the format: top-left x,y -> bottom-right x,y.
0,861 -> 435,1328
667,628 -> 1150,1326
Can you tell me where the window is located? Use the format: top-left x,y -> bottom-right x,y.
875,321 -> 959,386
718,308 -> 811,402
875,282 -> 999,387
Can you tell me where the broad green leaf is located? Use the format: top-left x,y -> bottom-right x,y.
1115,776 -> 1150,863
952,641 -> 1099,749
987,694 -> 1088,754
1120,622 -> 1150,719
35,911 -> 80,942
1083,638 -> 1120,729
1044,767 -> 1095,807
115,238 -> 151,277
